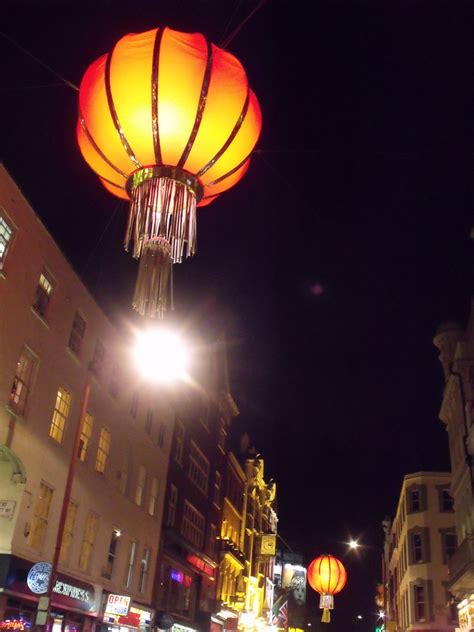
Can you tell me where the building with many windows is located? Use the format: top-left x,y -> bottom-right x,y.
154,343 -> 238,632
0,165 -> 173,632
214,454 -> 277,632
434,315 -> 474,629
384,472 -> 457,632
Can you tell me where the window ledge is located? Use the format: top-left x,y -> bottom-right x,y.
30,306 -> 50,329
4,405 -> 26,422
0,270 -> 6,280
66,346 -> 83,367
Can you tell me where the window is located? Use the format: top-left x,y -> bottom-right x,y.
138,547 -> 151,593
49,387 -> 72,443
441,530 -> 457,563
102,529 -> 121,579
95,427 -> 111,473
167,485 -> 177,527
0,215 -> 13,268
414,584 -> 425,621
439,487 -> 454,512
213,471 -> 221,507
125,540 -> 137,589
109,366 -> 121,399
28,482 -> 53,549
156,562 -> 193,615
145,409 -> 153,435
407,484 -> 426,513
68,312 -> 86,356
78,412 -> 94,461
188,441 -> 209,494
158,423 -> 165,449
135,465 -> 146,506
79,512 -> 98,571
174,422 -> 185,464
181,501 -> 205,548
32,272 -> 54,317
59,501 -> 78,563
10,347 -> 36,415
90,340 -> 106,378
148,477 -> 159,516
130,392 -> 139,419
413,533 -> 423,562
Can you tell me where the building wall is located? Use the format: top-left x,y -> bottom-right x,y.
386,472 -> 457,632
0,165 -> 173,618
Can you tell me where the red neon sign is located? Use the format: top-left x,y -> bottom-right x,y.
186,554 -> 215,578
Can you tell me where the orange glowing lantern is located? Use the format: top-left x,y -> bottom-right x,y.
308,555 -> 347,624
77,27 -> 261,317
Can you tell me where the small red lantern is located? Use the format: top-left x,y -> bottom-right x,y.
308,555 -> 347,624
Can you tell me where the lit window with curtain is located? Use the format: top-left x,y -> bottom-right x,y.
28,482 -> 54,550
135,465 -> 146,506
78,412 -> 94,461
49,387 -> 72,443
138,547 -> 151,593
95,427 -> 111,473
32,272 -> 54,317
148,477 -> 159,516
79,512 -> 98,571
59,500 -> 78,563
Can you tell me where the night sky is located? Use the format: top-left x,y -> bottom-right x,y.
2,1 -> 474,629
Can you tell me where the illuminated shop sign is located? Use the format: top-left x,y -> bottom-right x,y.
458,596 -> 474,631
0,621 -> 30,631
25,562 -> 94,608
105,594 -> 131,617
186,554 -> 215,578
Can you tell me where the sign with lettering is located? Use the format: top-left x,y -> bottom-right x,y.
5,558 -> 98,614
105,594 -> 131,617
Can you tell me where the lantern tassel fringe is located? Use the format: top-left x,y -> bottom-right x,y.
125,175 -> 197,263
321,609 -> 330,624
132,237 -> 172,318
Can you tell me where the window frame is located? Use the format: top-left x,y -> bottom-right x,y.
68,311 -> 87,357
32,270 -> 54,318
187,441 -> 209,494
78,511 -> 98,572
28,481 -> 54,550
95,427 -> 111,474
49,386 -> 72,444
9,346 -> 38,417
181,500 -> 205,549
0,212 -> 14,271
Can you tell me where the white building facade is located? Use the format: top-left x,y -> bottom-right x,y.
0,165 -> 173,632
385,472 -> 457,632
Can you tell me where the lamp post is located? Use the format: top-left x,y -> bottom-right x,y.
35,327 -> 189,631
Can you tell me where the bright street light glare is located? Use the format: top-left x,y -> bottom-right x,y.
349,539 -> 360,550
378,611 -> 386,619
134,328 -> 189,382
357,615 -> 363,620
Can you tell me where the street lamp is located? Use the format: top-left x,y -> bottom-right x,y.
348,539 -> 360,550
35,326 -> 190,630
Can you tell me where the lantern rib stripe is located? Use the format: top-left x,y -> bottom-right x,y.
151,27 -> 164,165
207,153 -> 251,187
178,37 -> 214,169
79,110 -> 128,180
100,175 -> 127,191
104,48 -> 141,169
197,87 -> 250,177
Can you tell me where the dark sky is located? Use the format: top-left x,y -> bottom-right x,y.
2,1 -> 474,629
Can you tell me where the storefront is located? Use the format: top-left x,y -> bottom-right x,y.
457,594 -> 474,631
100,593 -> 153,632
0,555 -> 101,632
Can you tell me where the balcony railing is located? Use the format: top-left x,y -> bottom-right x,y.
448,536 -> 474,594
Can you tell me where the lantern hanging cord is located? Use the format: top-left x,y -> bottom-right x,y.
277,533 -> 295,553
0,31 -> 79,92
220,0 -> 268,48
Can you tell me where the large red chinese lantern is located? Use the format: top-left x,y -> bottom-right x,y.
308,555 -> 347,624
77,27 -> 261,317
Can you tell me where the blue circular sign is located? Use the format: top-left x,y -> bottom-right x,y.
27,562 -> 52,594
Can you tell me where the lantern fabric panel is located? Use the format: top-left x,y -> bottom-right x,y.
109,29 -> 157,167
76,121 -> 127,187
158,29 -> 210,166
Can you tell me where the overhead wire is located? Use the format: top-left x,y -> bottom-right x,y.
221,0 -> 268,48
0,30 -> 79,92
